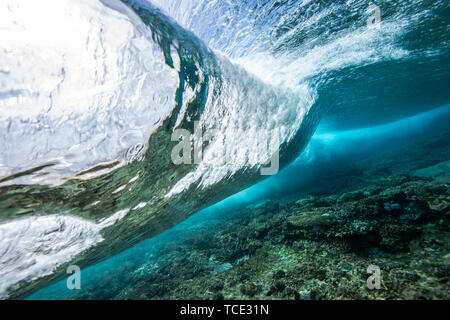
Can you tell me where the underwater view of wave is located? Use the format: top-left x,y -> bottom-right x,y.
0,0 -> 449,299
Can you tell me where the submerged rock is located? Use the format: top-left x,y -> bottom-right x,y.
26,133 -> 450,300
240,282 -> 258,297
413,161 -> 450,179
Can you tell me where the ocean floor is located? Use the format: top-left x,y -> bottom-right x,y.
30,132 -> 450,300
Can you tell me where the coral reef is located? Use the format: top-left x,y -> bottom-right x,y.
68,134 -> 449,300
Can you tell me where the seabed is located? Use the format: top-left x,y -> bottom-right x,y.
47,132 -> 449,300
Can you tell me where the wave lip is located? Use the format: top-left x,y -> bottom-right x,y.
1,0 -> 449,299
0,0 -> 318,298
0,0 -> 179,185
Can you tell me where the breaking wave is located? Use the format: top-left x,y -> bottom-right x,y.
0,0 -> 448,298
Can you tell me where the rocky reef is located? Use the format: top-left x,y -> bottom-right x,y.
58,133 -> 449,300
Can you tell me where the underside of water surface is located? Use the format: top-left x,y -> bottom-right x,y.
0,0 -> 449,300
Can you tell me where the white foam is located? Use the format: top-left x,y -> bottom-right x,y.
0,206 -> 130,299
0,0 -> 179,186
162,3 -> 410,197
0,215 -> 99,299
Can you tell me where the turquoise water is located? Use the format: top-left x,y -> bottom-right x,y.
27,105 -> 450,299
0,0 -> 449,299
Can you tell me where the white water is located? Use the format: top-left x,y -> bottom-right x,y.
0,0 -> 439,299
0,0 -> 179,185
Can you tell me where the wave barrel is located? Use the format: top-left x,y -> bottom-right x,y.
0,0 -> 317,298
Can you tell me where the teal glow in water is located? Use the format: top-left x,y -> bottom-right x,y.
27,105 -> 450,300
2,0 -> 449,299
